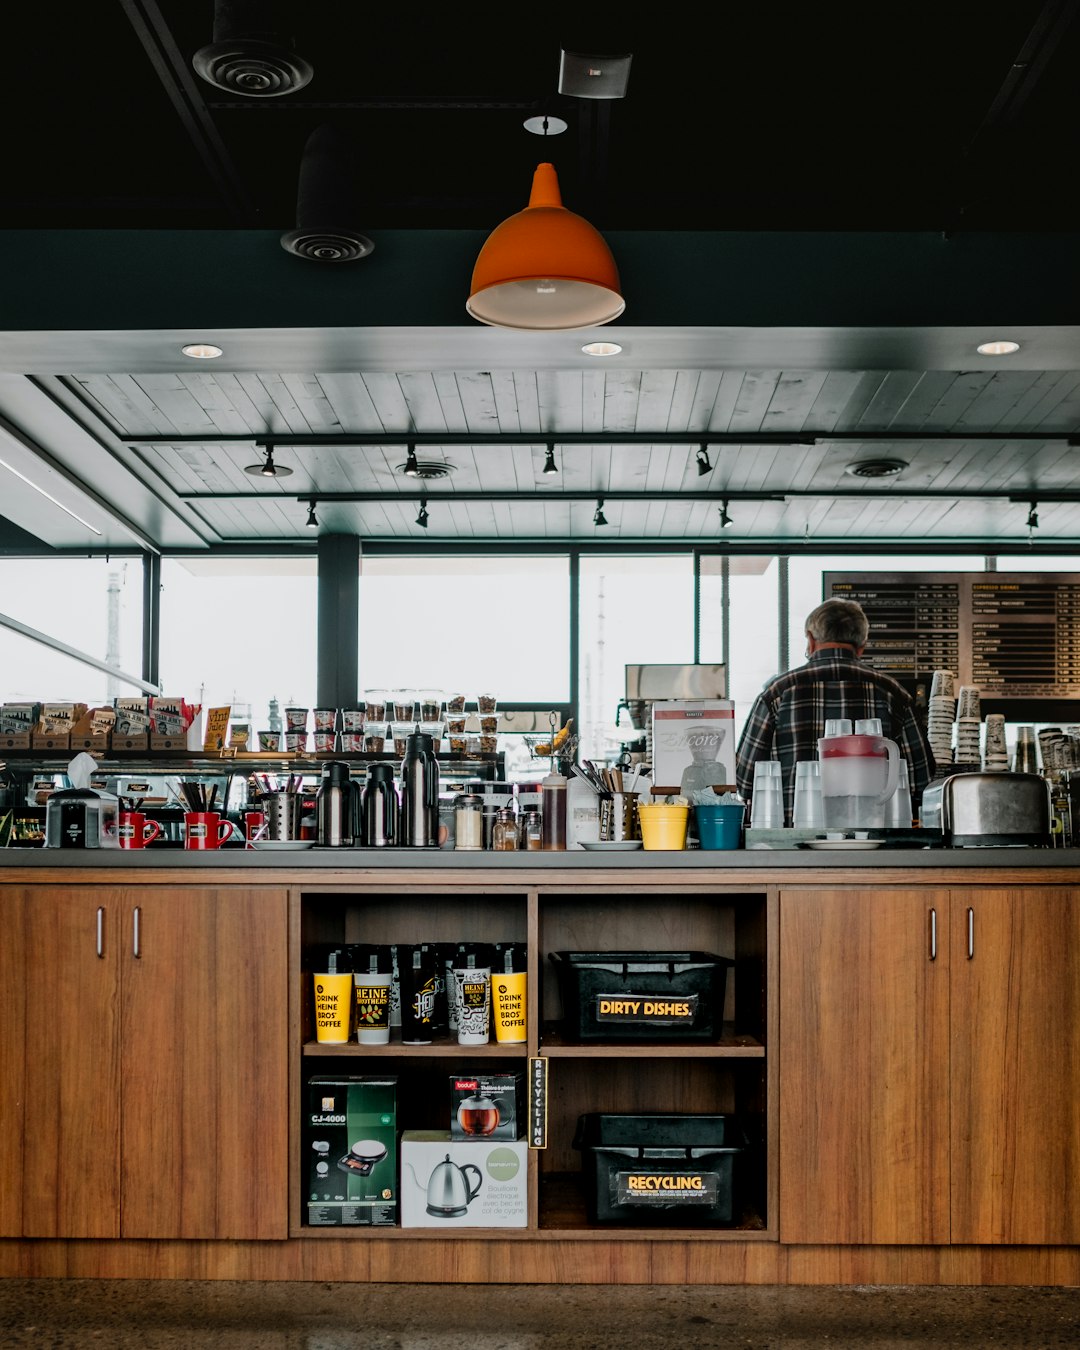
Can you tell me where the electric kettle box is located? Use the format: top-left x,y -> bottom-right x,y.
449,1072 -> 526,1141
304,1075 -> 398,1226
399,1131 -> 528,1228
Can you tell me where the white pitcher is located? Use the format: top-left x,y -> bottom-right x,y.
817,731 -> 900,830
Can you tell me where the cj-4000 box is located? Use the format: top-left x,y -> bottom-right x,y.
304,1076 -> 397,1226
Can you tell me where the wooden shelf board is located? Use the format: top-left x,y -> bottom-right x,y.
539,1022 -> 764,1058
303,1033 -> 529,1058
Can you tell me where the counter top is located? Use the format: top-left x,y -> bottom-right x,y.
2,844 -> 1080,869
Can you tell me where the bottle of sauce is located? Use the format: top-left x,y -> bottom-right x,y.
522,809 -> 542,850
540,770 -> 567,850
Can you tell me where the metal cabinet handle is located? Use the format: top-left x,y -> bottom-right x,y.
967,906 -> 974,960
96,906 -> 105,959
929,907 -> 937,961
133,906 -> 141,959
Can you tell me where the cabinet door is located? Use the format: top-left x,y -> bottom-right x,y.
950,887 -> 1080,1244
119,888 -> 288,1239
779,887 -> 951,1244
4,887 -> 122,1238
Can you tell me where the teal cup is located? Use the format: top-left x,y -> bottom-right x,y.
696,802 -> 744,850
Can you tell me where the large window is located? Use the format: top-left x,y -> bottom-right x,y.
158,558 -> 317,729
578,555 -> 695,762
358,556 -> 569,703
700,557 -> 781,742
0,558 -> 142,702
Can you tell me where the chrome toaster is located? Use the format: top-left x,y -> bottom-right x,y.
925,771 -> 1051,847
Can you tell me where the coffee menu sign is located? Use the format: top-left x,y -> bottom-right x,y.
825,572 -> 1080,701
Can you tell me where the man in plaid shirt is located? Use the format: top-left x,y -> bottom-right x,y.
735,598 -> 935,825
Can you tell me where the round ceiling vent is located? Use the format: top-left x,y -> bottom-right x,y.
844,458 -> 908,479
396,460 -> 455,480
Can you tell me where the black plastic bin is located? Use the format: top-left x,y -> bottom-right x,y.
549,950 -> 733,1042
573,1113 -> 747,1225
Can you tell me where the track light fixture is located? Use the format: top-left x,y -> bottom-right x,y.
305,501 -> 318,529
719,499 -> 733,529
696,447 -> 712,476
543,445 -> 559,475
593,497 -> 608,527
403,446 -> 420,477
245,441 -> 292,478
416,498 -> 430,529
1027,501 -> 1039,530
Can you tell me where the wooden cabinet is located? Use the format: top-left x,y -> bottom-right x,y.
0,884 -> 288,1240
779,885 -> 1080,1246
950,888 -> 1080,1244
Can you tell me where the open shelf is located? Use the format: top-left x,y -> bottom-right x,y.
538,1022 -> 764,1058
304,1032 -> 528,1058
538,1173 -> 770,1240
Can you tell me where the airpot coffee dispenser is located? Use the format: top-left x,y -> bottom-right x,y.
400,727 -> 439,847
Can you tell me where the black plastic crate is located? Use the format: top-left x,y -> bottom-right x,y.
573,1113 -> 747,1225
549,950 -> 733,1042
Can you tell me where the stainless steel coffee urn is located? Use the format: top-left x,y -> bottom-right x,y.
400,728 -> 439,847
361,763 -> 399,847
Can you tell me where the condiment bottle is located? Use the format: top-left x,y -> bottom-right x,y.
492,806 -> 519,851
454,793 -> 483,850
540,770 -> 567,850
522,809 -> 543,850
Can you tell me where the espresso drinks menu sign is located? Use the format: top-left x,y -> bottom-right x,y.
825,572 -> 1080,701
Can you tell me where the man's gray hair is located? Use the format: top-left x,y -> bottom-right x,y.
805,598 -> 869,648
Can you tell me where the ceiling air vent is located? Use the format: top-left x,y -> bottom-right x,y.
192,0 -> 313,97
396,461 -> 455,481
844,458 -> 908,479
280,125 -> 374,262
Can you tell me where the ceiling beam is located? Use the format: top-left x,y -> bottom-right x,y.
119,431 -> 1080,447
165,488 -> 1080,504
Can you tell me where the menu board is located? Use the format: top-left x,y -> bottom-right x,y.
824,573 -> 1080,705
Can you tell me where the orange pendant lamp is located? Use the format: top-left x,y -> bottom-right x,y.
466,163 -> 625,330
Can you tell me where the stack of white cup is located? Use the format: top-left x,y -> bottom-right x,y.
750,760 -> 784,828
792,761 -> 824,827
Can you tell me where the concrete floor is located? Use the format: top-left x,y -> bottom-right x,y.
1,1280 -> 1079,1349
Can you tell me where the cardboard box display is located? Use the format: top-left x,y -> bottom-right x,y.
651,700 -> 736,795
304,1076 -> 397,1227
39,703 -> 86,734
450,1073 -> 525,1141
400,1132 -> 527,1228
114,698 -> 152,735
0,703 -> 39,734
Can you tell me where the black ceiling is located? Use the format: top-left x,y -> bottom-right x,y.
7,1 -> 1080,234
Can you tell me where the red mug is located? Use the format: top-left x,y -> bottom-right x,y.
184,811 -> 234,850
118,811 -> 162,849
244,810 -> 266,846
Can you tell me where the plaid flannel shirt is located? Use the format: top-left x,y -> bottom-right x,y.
734,649 -> 936,824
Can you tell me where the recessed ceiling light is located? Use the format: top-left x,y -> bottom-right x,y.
581,341 -> 622,356
181,343 -> 223,359
976,340 -> 1020,356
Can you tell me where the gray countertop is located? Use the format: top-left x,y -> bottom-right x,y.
2,845 -> 1079,869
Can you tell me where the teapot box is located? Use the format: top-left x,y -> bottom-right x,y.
450,1072 -> 525,1140
304,1075 -> 397,1227
400,1131 -> 528,1228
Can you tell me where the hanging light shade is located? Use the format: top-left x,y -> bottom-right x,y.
466,163 -> 624,331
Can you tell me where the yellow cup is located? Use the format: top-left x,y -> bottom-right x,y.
313,972 -> 353,1043
637,803 -> 691,850
492,971 -> 528,1043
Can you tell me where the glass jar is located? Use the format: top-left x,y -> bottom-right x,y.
522,808 -> 543,851
492,806 -> 519,851
454,793 -> 484,851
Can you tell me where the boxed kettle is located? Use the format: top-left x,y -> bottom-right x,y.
400,1131 -> 527,1228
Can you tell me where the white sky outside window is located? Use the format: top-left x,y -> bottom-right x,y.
578,555 -> 694,761
0,558 -> 142,702
358,556 -> 569,702
158,558 -> 317,727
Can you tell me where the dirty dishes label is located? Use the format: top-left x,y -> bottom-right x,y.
595,994 -> 699,1025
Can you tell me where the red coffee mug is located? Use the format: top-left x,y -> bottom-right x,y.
244,810 -> 266,846
184,812 -> 234,849
118,811 -> 162,849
